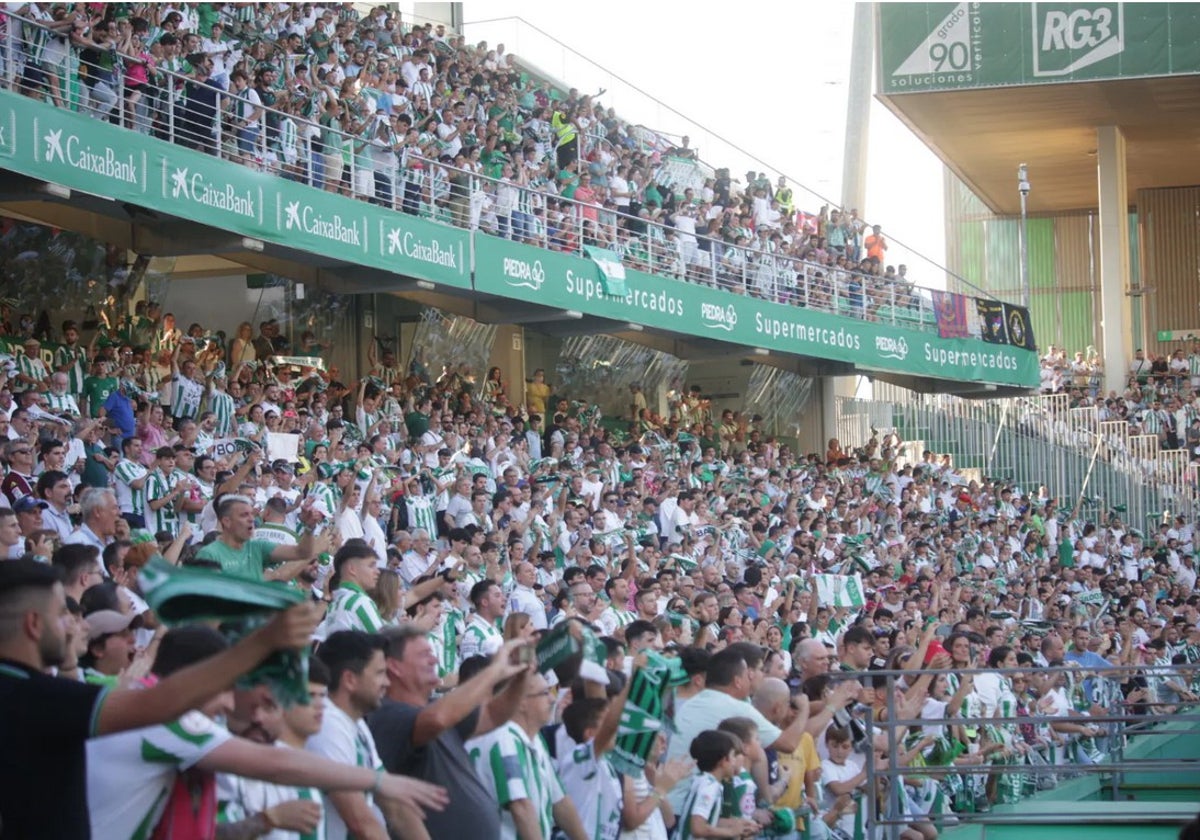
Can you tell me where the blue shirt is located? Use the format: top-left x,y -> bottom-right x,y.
102,391 -> 135,441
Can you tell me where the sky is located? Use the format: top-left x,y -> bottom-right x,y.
440,0 -> 950,289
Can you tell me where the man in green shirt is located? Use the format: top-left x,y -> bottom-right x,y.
81,361 -> 119,419
404,397 -> 432,440
197,495 -> 329,582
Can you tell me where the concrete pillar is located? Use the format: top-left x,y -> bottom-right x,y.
823,2 -> 876,444
1096,126 -> 1133,396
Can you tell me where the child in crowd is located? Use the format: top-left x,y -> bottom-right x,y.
674,729 -> 759,840
820,726 -> 867,840
715,717 -> 773,830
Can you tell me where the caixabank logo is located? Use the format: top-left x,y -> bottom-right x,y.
1033,3 -> 1124,77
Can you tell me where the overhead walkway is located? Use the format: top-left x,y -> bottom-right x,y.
0,12 -> 1038,397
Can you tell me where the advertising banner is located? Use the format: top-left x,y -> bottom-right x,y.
474,234 -> 1040,387
0,89 -> 470,289
880,3 -> 1200,95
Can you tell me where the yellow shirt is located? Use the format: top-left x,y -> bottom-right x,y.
527,381 -> 551,416
775,731 -> 821,810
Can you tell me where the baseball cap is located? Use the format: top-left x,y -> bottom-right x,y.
86,610 -> 140,641
12,496 -> 48,514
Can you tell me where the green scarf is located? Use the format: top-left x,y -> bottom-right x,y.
138,557 -> 311,706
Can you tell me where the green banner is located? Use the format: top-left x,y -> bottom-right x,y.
473,234 -> 1039,387
879,3 -> 1200,94
0,89 -> 470,288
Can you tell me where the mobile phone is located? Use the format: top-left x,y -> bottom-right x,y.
923,639 -> 946,665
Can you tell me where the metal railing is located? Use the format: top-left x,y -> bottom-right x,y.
856,663 -> 1200,839
837,387 -> 1200,524
1,11 -> 979,338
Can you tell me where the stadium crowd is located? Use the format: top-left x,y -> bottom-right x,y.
0,5 -> 1198,840
0,296 -> 1198,840
1037,344 -> 1200,462
6,3 -> 929,325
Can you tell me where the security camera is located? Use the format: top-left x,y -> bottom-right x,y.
1017,163 -> 1031,197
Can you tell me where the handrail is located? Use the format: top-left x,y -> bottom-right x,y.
854,664 -> 1200,836
459,14 -> 1001,302
0,9 -> 964,337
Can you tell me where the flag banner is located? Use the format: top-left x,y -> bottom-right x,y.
267,355 -> 326,371
1002,303 -> 1036,351
811,573 -> 866,608
585,246 -> 628,296
932,291 -> 970,339
208,437 -> 261,458
138,557 -> 310,705
610,651 -> 689,777
535,621 -> 608,685
976,299 -> 1008,344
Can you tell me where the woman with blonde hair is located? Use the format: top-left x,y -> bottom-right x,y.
504,612 -> 537,643
372,568 -> 403,626
229,321 -> 257,367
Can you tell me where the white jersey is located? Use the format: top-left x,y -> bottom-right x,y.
218,744 -> 326,840
556,738 -> 623,840
467,721 -> 565,840
306,701 -> 384,840
87,711 -> 230,839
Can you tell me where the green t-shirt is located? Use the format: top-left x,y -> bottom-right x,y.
82,375 -> 118,418
405,410 -> 430,440
196,539 -> 276,581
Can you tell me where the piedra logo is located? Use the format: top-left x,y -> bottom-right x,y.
502,257 -> 545,291
170,167 -> 257,218
283,200 -> 361,246
700,302 -> 738,332
875,335 -> 909,361
43,128 -> 140,183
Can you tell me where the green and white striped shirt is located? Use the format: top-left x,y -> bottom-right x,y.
459,613 -> 503,661
53,344 -> 89,394
405,494 -> 438,537
14,353 -> 47,392
207,386 -> 236,437
325,581 -> 383,634
253,522 -> 298,547
114,457 -> 149,516
45,391 -> 81,417
674,772 -> 723,840
217,744 -> 325,840
468,722 -> 564,840
144,468 -> 180,535
170,372 -> 204,421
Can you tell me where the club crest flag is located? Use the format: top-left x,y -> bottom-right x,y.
976,299 -> 1008,344
932,291 -> 969,339
1002,303 -> 1036,351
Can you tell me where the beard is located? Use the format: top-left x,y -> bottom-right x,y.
38,629 -> 67,669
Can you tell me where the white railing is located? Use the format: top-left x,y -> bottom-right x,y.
0,10 -> 992,337
838,386 -> 1200,524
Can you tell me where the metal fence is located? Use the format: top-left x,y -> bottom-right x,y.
0,10 -> 1005,339
860,664 -> 1200,840
837,386 -> 1200,525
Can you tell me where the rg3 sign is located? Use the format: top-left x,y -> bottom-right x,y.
1033,3 -> 1125,77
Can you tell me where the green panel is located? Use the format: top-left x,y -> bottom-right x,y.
472,234 -> 1040,387
984,218 -> 1022,297
1059,290 -> 1097,353
958,221 -> 987,293
1028,217 -> 1057,289
0,88 -> 471,289
880,3 -> 1200,94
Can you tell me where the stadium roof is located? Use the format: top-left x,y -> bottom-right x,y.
878,74 -> 1200,215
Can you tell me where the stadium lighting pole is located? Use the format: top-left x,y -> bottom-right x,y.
1017,163 -> 1031,310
